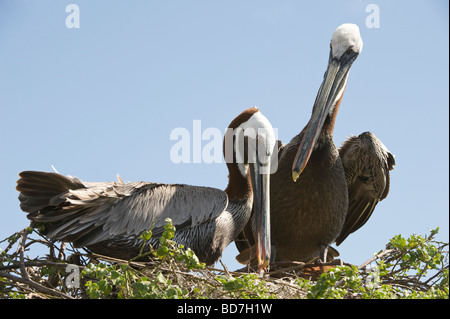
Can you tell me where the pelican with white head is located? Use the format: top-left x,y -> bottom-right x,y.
292,23 -> 363,181
224,107 -> 276,271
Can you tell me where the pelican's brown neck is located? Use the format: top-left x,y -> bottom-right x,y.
224,162 -> 252,200
323,86 -> 346,136
222,107 -> 260,201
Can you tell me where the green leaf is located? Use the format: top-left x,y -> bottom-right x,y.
156,272 -> 167,284
140,230 -> 152,241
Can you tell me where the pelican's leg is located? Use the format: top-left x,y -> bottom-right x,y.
321,245 -> 328,263
316,245 -> 328,264
316,245 -> 344,266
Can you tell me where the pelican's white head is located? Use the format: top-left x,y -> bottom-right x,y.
226,107 -> 277,177
291,24 -> 363,182
330,23 -> 363,59
224,107 -> 275,271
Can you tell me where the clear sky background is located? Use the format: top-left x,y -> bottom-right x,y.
0,0 -> 448,271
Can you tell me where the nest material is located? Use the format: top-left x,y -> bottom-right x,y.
1,227 -> 448,299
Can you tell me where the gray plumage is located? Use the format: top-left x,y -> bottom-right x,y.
16,171 -> 241,265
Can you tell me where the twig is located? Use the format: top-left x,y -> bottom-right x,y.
19,229 -> 30,281
0,260 -> 84,271
58,242 -> 66,260
219,259 -> 232,278
358,249 -> 394,270
424,266 -> 447,286
414,249 -> 441,290
0,270 -> 73,299
0,232 -> 20,256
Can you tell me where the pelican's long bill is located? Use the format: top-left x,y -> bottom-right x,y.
292,47 -> 359,182
249,139 -> 271,272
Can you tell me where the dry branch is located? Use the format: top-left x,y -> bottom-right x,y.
1,226 -> 448,299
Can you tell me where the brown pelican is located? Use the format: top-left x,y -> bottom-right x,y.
236,24 -> 394,265
16,107 -> 275,269
335,131 -> 395,246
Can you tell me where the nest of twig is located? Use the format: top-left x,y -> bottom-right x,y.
1,226 -> 448,299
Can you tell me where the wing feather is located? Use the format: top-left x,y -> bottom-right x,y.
17,171 -> 229,248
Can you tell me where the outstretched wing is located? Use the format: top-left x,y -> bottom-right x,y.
17,171 -> 228,247
335,132 -> 395,246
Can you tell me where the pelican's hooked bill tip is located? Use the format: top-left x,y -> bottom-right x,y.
258,258 -> 270,274
292,170 -> 300,182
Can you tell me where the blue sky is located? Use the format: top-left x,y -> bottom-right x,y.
0,1 -> 448,271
